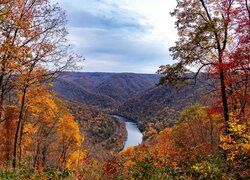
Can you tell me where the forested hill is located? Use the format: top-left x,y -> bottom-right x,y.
95,73 -> 159,102
0,0 -> 249,178
117,75 -> 213,138
53,72 -> 160,107
53,72 -> 212,139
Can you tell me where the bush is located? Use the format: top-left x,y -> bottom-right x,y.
0,167 -> 74,179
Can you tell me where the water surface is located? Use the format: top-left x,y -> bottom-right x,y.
113,115 -> 143,150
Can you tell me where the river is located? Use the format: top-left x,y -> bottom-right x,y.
113,115 -> 143,150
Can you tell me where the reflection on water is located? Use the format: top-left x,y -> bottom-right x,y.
113,115 -> 143,150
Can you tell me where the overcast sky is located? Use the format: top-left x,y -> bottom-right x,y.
51,0 -> 178,73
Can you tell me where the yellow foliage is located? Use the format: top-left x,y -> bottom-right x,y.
66,150 -> 87,170
56,113 -> 84,167
24,85 -> 58,121
16,84 -> 86,168
119,146 -> 136,167
57,113 -> 83,148
220,114 -> 250,161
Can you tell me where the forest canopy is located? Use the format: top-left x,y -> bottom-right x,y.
0,0 -> 249,179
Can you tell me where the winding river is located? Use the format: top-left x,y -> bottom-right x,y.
113,115 -> 143,150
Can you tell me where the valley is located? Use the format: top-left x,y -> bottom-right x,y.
0,0 -> 248,178
53,72 -> 212,156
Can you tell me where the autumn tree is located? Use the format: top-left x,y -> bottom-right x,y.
226,0 -> 250,122
55,113 -> 83,168
12,84 -> 84,169
20,84 -> 58,168
0,0 -> 83,168
0,105 -> 18,166
172,104 -> 223,160
158,0 -> 249,133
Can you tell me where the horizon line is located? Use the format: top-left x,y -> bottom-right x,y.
64,70 -> 159,75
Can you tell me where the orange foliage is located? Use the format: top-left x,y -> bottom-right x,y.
120,104 -> 223,168
0,106 -> 18,166
0,83 -> 86,169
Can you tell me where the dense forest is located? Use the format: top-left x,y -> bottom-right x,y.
0,0 -> 249,179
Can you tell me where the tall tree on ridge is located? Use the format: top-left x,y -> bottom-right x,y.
158,0 -> 249,133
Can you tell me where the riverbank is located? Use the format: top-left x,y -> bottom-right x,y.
88,116 -> 127,159
112,115 -> 143,150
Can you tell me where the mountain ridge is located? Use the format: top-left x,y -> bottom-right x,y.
53,72 -> 160,107
53,72 -> 212,138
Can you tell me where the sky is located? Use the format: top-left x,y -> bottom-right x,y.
51,0 -> 178,74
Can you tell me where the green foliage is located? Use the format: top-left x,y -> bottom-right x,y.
178,103 -> 206,122
124,150 -> 247,179
192,154 -> 225,179
190,153 -> 247,179
42,168 -> 74,179
128,153 -> 188,179
0,167 -> 74,179
129,153 -> 163,179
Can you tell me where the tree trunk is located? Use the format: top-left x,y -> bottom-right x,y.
34,141 -> 40,169
42,145 -> 47,167
219,53 -> 230,134
0,74 -> 5,124
12,86 -> 27,168
18,120 -> 24,166
5,118 -> 11,166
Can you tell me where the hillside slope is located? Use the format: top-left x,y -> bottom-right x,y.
56,72 -> 114,91
53,72 -> 213,139
95,73 -> 159,102
53,72 -> 160,108
53,78 -> 117,108
117,75 -> 213,138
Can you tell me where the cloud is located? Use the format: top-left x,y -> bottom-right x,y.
51,0 -> 177,73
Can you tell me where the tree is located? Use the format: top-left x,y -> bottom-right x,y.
55,113 -> 83,168
158,0 -> 249,133
20,84 -> 58,168
226,0 -> 250,122
0,0 -> 83,168
12,84 -> 85,169
0,105 -> 18,166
